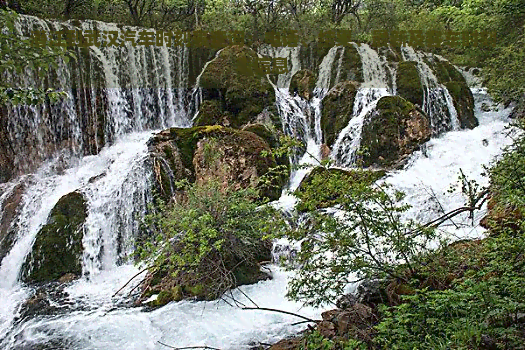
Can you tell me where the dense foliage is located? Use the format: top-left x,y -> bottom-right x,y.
136,178 -> 282,300
272,168 -> 437,307
375,228 -> 525,349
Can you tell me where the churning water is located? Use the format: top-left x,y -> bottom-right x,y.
0,15 -> 517,349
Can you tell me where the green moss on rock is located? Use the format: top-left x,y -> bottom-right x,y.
445,81 -> 478,129
151,285 -> 184,307
194,100 -> 230,127
141,240 -> 272,306
21,191 -> 87,284
149,126 -> 288,201
339,45 -> 363,84
321,81 -> 359,147
242,123 -> 279,148
396,61 -> 423,107
290,69 -> 317,100
360,96 -> 431,168
433,60 -> 464,83
432,60 -> 478,129
198,46 -> 276,128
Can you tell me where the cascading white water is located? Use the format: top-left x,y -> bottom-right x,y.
331,43 -> 393,167
0,15 -> 518,349
274,46 -> 341,195
3,15 -> 191,180
386,87 -> 515,239
0,131 -> 156,344
0,14 -> 193,346
401,46 -> 460,133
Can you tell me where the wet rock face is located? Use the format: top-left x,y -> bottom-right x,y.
196,45 -> 277,128
331,46 -> 363,87
268,338 -> 302,350
321,81 -> 359,147
445,80 -> 477,129
148,126 -> 288,201
269,304 -> 378,349
509,94 -> 525,120
360,96 -> 431,168
396,61 -> 423,107
0,106 -> 14,183
289,69 -> 316,100
0,182 -> 25,264
21,191 -> 87,284
148,129 -> 195,200
480,194 -> 524,233
193,131 -> 278,197
432,60 -> 478,129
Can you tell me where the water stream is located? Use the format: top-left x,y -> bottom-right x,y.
0,16 -> 517,349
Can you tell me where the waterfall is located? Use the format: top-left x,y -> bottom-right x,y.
0,13 -> 518,348
0,15 -> 194,343
331,43 -> 393,167
401,45 -> 460,134
271,46 -> 341,194
3,15 -> 191,181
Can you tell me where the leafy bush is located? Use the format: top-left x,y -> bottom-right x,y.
272,167 -> 436,306
375,228 -> 525,349
136,180 -> 282,300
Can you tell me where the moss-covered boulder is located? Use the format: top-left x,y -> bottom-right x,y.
148,126 -> 289,201
0,106 -> 14,183
295,167 -> 385,212
197,46 -> 276,128
335,45 -> 363,86
242,123 -> 279,149
396,61 -> 423,107
290,69 -> 317,100
480,193 -> 524,233
321,81 -> 359,147
444,80 -> 477,129
21,191 -> 87,284
148,129 -> 195,199
360,96 -> 431,168
193,128 -> 287,200
432,60 -> 477,129
139,239 -> 272,307
193,100 -> 231,127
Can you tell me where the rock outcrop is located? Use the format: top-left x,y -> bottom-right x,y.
268,303 -> 378,349
480,194 -> 524,232
289,69 -> 316,100
0,182 -> 25,265
396,61 -> 423,107
21,191 -> 87,284
432,59 -> 478,129
195,46 -> 278,128
139,238 -> 272,307
320,81 -> 359,147
360,96 -> 431,168
331,45 -> 363,86
148,126 -> 288,201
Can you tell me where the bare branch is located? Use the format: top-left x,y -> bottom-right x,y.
157,341 -> 221,350
112,265 -> 156,298
242,306 -> 319,323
